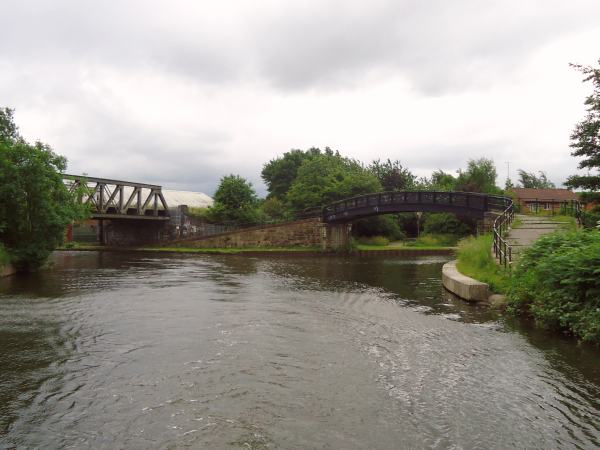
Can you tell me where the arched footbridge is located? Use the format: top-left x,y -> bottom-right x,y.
322,191 -> 512,223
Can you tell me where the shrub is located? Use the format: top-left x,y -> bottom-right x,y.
508,230 -> 600,344
412,233 -> 461,247
422,213 -> 471,236
0,243 -> 10,267
357,235 -> 390,246
352,215 -> 405,240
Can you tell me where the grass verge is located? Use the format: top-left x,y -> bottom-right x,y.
456,234 -> 510,293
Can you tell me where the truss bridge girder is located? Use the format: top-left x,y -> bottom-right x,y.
64,174 -> 170,221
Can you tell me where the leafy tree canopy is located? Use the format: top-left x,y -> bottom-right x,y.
517,169 -> 556,189
207,174 -> 260,224
368,158 -> 416,191
454,158 -> 501,194
286,153 -> 382,211
261,147 -> 324,199
0,108 -> 88,270
566,59 -> 600,193
428,169 -> 457,191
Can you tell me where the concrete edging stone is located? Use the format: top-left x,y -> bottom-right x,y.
442,260 -> 496,303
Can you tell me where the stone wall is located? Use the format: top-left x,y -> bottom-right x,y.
169,218 -> 330,249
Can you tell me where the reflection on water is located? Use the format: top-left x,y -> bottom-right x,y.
0,251 -> 599,448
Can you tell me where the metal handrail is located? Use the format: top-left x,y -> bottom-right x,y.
493,198 -> 514,269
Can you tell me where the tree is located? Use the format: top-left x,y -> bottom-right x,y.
207,174 -> 260,224
368,159 -> 416,191
286,153 -> 382,211
261,148 -> 323,199
428,169 -> 457,191
565,59 -> 600,193
0,108 -> 88,271
517,169 -> 555,189
454,158 -> 501,194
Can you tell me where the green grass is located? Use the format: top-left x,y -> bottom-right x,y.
456,234 -> 510,293
356,235 -> 390,246
355,243 -> 455,251
549,215 -> 578,230
0,243 -> 10,267
141,246 -> 322,254
408,233 -> 462,247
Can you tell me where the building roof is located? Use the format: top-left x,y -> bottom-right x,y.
162,190 -> 213,209
512,188 -> 578,201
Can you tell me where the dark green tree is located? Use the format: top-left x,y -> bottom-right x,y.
429,169 -> 457,191
454,158 -> 501,194
517,169 -> 555,188
261,148 -> 323,199
207,174 -> 260,224
0,108 -> 89,271
286,153 -> 382,211
368,158 -> 416,191
565,59 -> 600,194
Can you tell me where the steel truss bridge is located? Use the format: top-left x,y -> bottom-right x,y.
64,174 -> 170,220
322,191 -> 511,223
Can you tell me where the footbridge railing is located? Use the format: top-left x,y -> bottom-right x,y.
493,198 -> 514,269
323,191 -> 511,224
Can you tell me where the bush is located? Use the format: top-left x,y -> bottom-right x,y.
357,235 -> 390,246
0,243 -> 10,267
352,215 -> 405,240
423,213 -> 472,236
412,233 -> 461,247
508,230 -> 600,344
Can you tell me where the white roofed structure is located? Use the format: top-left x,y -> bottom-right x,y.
162,189 -> 213,209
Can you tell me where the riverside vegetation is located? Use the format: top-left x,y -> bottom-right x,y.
456,229 -> 600,345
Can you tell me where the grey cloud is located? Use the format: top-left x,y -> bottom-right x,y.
251,0 -> 600,93
3,0 -> 599,94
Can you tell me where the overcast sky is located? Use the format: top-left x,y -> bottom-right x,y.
1,0 -> 599,195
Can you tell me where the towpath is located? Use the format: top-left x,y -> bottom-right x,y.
506,214 -> 571,261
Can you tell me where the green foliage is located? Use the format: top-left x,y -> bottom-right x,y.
368,158 -> 416,191
261,148 -> 322,199
456,234 -> 510,293
581,209 -> 600,229
0,108 -> 89,271
259,197 -> 291,222
206,174 -> 260,224
566,59 -> 600,193
455,158 -> 501,194
508,230 -> 600,344
428,169 -> 457,191
517,169 -> 556,188
422,213 -> 471,236
352,215 -> 405,240
357,235 -> 390,246
0,242 -> 10,267
411,233 -> 461,247
286,153 -> 382,211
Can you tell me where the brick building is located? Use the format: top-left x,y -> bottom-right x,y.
512,188 -> 579,214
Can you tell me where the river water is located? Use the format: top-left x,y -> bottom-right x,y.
0,251 -> 599,449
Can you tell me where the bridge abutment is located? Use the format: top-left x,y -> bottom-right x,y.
101,220 -> 168,246
323,223 -> 352,251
